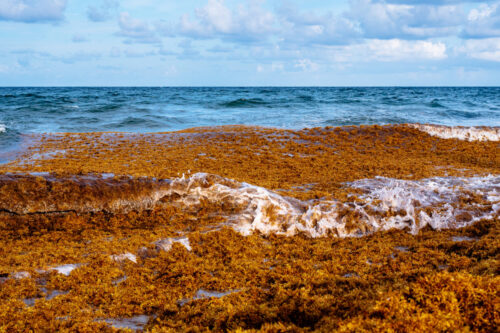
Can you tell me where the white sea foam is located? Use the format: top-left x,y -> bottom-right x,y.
410,124 -> 500,141
163,173 -> 499,238
348,175 -> 499,233
154,237 -> 192,252
0,123 -> 5,133
110,253 -> 137,263
52,264 -> 80,276
178,289 -> 240,306
11,271 -> 31,279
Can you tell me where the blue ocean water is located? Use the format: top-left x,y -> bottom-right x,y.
1,87 -> 499,152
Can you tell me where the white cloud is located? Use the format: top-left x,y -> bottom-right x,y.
117,12 -> 160,43
197,0 -> 233,33
255,62 -> 285,73
170,0 -> 472,48
468,4 -> 496,21
347,0 -> 464,39
277,4 -> 361,45
333,39 -> 447,62
461,37 -> 500,61
463,3 -> 500,38
0,0 -> 67,22
179,0 -> 275,41
367,39 -> 447,61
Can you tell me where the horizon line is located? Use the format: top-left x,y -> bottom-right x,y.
1,85 -> 500,88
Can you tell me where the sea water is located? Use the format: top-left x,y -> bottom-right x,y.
1,87 -> 499,147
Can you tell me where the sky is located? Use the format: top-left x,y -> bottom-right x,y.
0,0 -> 500,86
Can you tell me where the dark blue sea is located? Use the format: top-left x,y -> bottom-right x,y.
1,87 -> 499,153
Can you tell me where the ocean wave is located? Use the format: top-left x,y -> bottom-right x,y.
1,87 -> 499,133
218,98 -> 269,108
111,116 -> 183,129
296,95 -> 314,102
428,99 -> 445,108
88,104 -> 122,113
0,123 -> 5,133
410,124 -> 500,141
1,172 -> 497,238
324,116 -> 409,126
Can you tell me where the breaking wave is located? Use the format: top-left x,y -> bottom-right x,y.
1,172 -> 498,238
163,173 -> 499,237
411,124 -> 500,142
0,123 -> 5,133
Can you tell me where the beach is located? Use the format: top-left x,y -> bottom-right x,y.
0,123 -> 498,331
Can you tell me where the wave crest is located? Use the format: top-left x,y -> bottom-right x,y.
411,124 -> 500,141
218,98 -> 268,108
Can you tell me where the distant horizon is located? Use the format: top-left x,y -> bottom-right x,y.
2,86 -> 500,88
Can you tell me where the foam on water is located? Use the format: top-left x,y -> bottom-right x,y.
0,123 -> 5,133
154,237 -> 192,252
348,175 -> 499,233
178,289 -> 240,306
411,124 -> 500,141
111,253 -> 137,263
164,173 -> 499,238
51,264 -> 80,276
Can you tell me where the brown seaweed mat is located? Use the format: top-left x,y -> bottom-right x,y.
0,124 -> 498,332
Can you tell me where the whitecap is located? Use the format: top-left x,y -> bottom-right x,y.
410,123 -> 500,141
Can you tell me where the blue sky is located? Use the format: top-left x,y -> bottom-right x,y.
1,0 -> 500,86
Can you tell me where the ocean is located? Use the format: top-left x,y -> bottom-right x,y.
1,86 -> 499,138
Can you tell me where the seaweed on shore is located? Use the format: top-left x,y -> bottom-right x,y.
0,124 -> 498,332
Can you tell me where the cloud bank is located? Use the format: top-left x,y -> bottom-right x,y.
0,0 -> 67,22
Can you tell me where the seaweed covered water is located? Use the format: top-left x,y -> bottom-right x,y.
1,87 -> 499,149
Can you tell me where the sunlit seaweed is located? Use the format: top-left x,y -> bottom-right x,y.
0,124 -> 498,332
